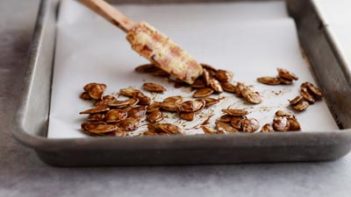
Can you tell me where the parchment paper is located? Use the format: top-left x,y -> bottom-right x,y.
48,0 -> 338,138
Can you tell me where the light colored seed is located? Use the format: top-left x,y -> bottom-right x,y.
221,82 -> 237,93
105,109 -> 128,123
201,125 -> 223,135
292,100 -> 309,112
202,69 -> 211,86
215,70 -> 233,82
277,68 -> 298,81
143,82 -> 166,93
222,108 -> 248,117
257,76 -> 281,85
241,118 -> 259,133
179,112 -> 195,121
273,116 -> 290,132
216,121 -> 238,133
209,78 -> 223,93
147,110 -> 163,123
260,123 -> 274,133
193,88 -> 214,98
81,122 -> 118,134
241,86 -> 262,104
289,96 -> 304,105
118,118 -> 139,131
79,105 -> 110,114
134,64 -> 158,73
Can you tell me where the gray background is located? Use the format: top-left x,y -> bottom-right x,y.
1,0 -> 351,196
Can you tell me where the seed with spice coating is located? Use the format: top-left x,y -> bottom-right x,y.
143,82 -> 166,93
193,88 -> 214,98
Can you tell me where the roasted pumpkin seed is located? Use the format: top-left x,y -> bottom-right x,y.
300,87 -> 315,104
241,86 -> 262,104
257,76 -> 281,85
222,108 -> 248,117
217,114 -> 233,123
160,96 -> 182,112
241,118 -> 259,133
204,98 -> 221,108
209,78 -> 223,93
143,82 -> 166,93
202,69 -> 211,86
81,122 -> 118,134
84,83 -> 107,100
201,125 -> 223,135
80,105 -> 110,114
118,118 -> 139,131
260,123 -> 274,133
108,98 -> 139,108
301,82 -> 323,100
289,96 -> 304,106
193,88 -> 214,98
179,112 -> 195,121
275,110 -> 293,117
179,100 -> 204,113
221,82 -> 237,93
128,106 -> 147,119
216,121 -> 238,133
191,77 -> 206,89
147,102 -> 162,113
119,88 -> 141,97
147,110 -> 163,123
273,116 -> 290,132
135,64 -> 158,73
87,113 -> 106,122
215,70 -> 233,82
277,68 -> 298,81
150,123 -> 182,135
292,100 -> 309,112
288,117 -> 301,131
105,109 -> 128,123
80,92 -> 92,100
230,117 -> 243,130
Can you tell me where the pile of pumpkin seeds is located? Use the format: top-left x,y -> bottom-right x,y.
79,64 -> 324,137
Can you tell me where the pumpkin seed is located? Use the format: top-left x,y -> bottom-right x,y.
83,83 -> 107,100
80,92 -> 92,100
149,123 -> 182,135
81,122 -> 118,134
119,88 -> 141,97
301,82 -> 323,100
118,118 -> 139,131
288,117 -> 301,131
241,86 -> 262,104
278,77 -> 293,85
160,96 -> 182,112
147,110 -> 163,123
215,69 -> 233,82
209,78 -> 223,93
275,110 -> 293,117
300,87 -> 315,104
241,118 -> 259,133
105,109 -> 128,123
257,76 -> 281,85
235,83 -> 245,97
230,117 -> 243,130
277,68 -> 298,81
260,123 -> 274,133
216,121 -> 238,133
203,98 -> 221,108
80,105 -> 110,114
201,125 -> 223,135
87,113 -> 106,122
143,82 -> 166,93
217,114 -> 233,123
289,96 -> 304,106
135,64 -> 158,73
108,98 -> 139,108
221,82 -> 237,93
179,100 -> 204,113
193,88 -> 214,98
128,106 -> 147,119
94,95 -> 116,106
273,116 -> 290,132
202,69 -> 211,86
147,102 -> 162,113
222,108 -> 248,117
191,77 -> 206,89
179,112 -> 195,121
292,100 -> 309,112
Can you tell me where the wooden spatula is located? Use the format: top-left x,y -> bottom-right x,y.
79,0 -> 203,84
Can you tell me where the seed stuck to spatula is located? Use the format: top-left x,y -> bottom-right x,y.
79,0 -> 203,84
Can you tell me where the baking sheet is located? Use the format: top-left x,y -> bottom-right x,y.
48,0 -> 338,138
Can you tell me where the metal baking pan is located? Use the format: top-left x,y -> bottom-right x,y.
13,0 -> 351,166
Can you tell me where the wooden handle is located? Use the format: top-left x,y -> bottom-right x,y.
79,0 -> 136,32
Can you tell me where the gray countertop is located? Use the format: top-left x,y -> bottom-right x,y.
1,0 -> 351,196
